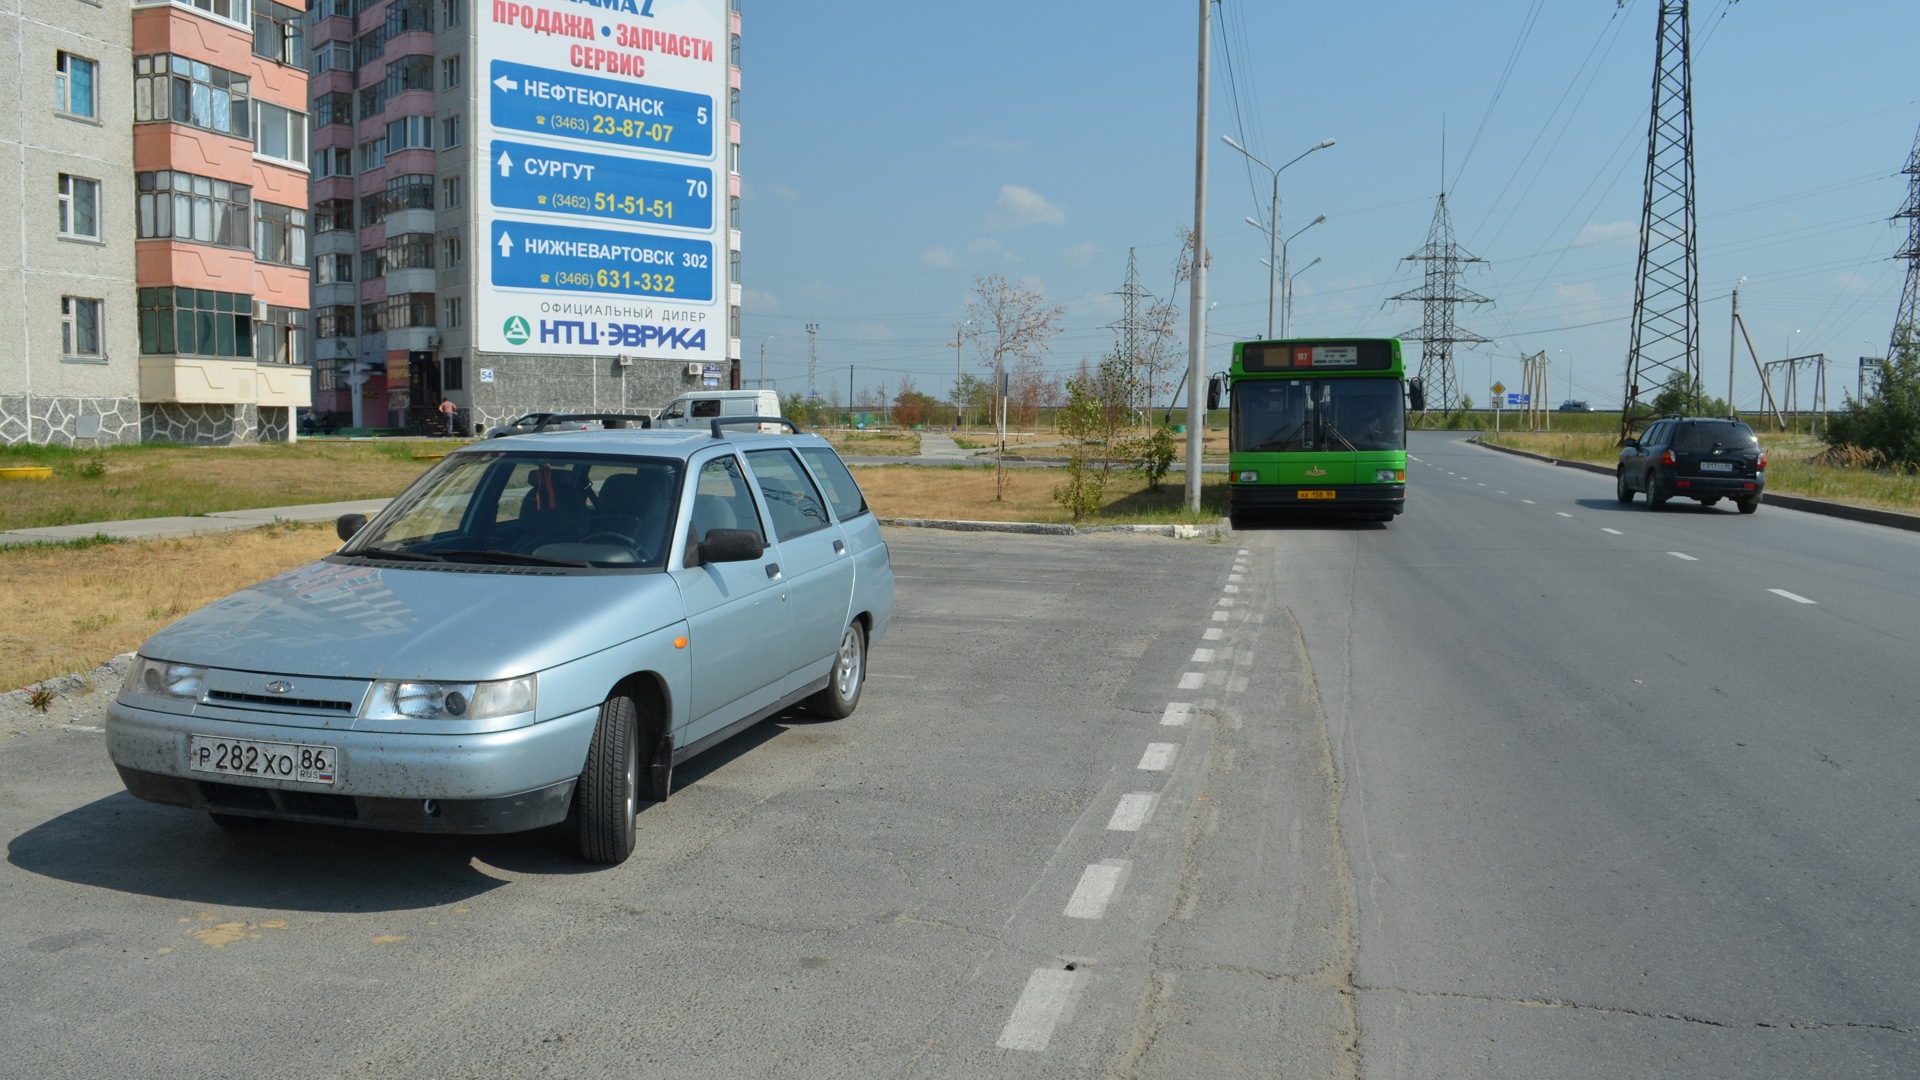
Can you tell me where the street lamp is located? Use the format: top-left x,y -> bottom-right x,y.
1219,135 -> 1335,338
758,335 -> 780,389
1279,216 -> 1326,339
1285,256 -> 1322,339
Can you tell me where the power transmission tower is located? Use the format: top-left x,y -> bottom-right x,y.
805,323 -> 820,399
1889,122 -> 1920,362
1107,248 -> 1155,408
1622,0 -> 1700,438
1392,192 -> 1493,418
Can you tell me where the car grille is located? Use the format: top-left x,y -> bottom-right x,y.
206,690 -> 355,713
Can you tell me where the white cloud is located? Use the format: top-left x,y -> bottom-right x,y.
921,246 -> 959,269
741,287 -> 779,313
985,185 -> 1065,231
1062,241 -> 1101,269
1576,220 -> 1636,246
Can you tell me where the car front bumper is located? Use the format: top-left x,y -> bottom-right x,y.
1231,484 -> 1406,515
106,700 -> 601,833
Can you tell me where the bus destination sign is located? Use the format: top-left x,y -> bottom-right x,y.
1241,340 -> 1395,373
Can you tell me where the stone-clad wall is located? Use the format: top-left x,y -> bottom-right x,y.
142,403 -> 261,446
463,353 -> 723,433
0,396 -> 143,446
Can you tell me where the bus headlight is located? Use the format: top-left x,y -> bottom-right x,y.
1237,471 -> 1259,482
1376,469 -> 1404,482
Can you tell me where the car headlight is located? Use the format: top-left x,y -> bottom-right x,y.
363,676 -> 536,721
122,657 -> 207,702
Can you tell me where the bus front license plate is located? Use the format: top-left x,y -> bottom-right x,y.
1297,490 -> 1336,500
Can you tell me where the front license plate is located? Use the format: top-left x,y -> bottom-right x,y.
1297,490 -> 1336,500
188,735 -> 338,786
1698,462 -> 1734,473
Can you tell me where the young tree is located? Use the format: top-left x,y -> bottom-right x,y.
1052,378 -> 1108,521
1649,372 -> 1728,417
892,374 -> 937,429
952,373 -> 993,428
965,273 -> 1065,429
1825,328 -> 1920,468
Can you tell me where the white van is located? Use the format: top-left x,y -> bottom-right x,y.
654,389 -> 784,431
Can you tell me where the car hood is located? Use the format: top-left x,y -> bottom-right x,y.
139,557 -> 686,682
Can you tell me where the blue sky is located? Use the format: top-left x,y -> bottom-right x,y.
738,1 -> 1919,412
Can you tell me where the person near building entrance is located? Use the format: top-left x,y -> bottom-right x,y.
438,397 -> 457,436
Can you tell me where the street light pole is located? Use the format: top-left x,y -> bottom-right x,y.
1286,256 -> 1322,341
1279,215 -> 1326,339
1220,136 -> 1335,339
758,335 -> 777,390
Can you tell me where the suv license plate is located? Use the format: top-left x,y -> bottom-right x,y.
1297,490 -> 1336,500
1698,462 -> 1733,473
188,735 -> 338,786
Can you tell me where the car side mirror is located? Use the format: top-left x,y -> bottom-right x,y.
1622,437 -> 1641,450
336,513 -> 367,541
695,528 -> 765,565
1407,378 -> 1427,412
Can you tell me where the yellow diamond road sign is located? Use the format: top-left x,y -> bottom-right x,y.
1491,381 -> 1506,396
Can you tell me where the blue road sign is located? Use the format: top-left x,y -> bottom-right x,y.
489,61 -> 713,157
490,219 -> 714,302
1506,392 -> 1530,407
490,139 -> 714,230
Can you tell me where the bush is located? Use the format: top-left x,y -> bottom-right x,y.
1824,330 -> 1920,469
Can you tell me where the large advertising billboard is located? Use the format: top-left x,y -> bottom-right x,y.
477,0 -> 726,361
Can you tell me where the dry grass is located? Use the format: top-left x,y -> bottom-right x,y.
1,523 -> 343,692
853,464 -> 1227,523
817,430 -> 922,456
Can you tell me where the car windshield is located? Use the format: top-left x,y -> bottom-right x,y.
342,450 -> 683,570
1232,377 -> 1405,452
1674,421 -> 1757,450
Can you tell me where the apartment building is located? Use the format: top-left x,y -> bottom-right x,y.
308,0 -> 742,433
1,0 -> 313,448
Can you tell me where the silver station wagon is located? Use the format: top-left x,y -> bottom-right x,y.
106,419 -> 894,864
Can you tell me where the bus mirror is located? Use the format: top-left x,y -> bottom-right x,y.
1407,378 -> 1427,412
1206,375 -> 1223,411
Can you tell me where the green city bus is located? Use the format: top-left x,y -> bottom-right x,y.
1207,337 -> 1425,525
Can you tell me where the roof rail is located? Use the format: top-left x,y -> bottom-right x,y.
709,416 -> 801,439
530,413 -> 653,434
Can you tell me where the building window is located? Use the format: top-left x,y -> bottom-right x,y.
255,102 -> 309,166
385,0 -> 432,37
315,253 -> 354,283
360,248 -> 386,280
442,55 -> 461,88
313,90 -> 353,127
358,138 -> 386,172
314,146 -> 352,179
441,228 -> 462,267
137,287 -> 254,359
385,232 -> 435,271
729,140 -> 740,175
135,55 -> 251,139
61,297 -> 103,358
728,194 -> 740,230
443,353 -> 463,390
440,114 -> 461,149
254,202 -> 308,266
314,304 -> 356,338
313,0 -> 353,21
165,0 -> 253,27
444,297 -> 461,328
442,174 -> 462,208
365,173 -> 434,220
385,114 -> 432,153
254,305 -> 308,364
385,292 -> 435,329
58,174 -> 100,239
56,52 -> 97,119
314,197 -> 354,233
253,1 -> 307,68
311,41 -> 354,75
442,0 -> 462,27
136,170 -> 252,249
730,304 -> 741,339
382,55 -> 433,98
358,85 -> 385,120
356,28 -> 386,67
361,303 -> 384,334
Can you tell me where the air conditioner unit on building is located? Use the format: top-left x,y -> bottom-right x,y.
616,354 -> 633,367
687,363 -> 703,376
254,300 -> 270,319
426,332 -> 440,347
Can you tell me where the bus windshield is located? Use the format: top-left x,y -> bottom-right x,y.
1232,377 -> 1405,452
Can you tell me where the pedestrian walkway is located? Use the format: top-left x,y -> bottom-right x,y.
917,431 -> 972,461
0,499 -> 392,547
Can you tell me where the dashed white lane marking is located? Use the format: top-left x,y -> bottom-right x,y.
1669,551 -> 1698,561
1224,583 -> 1240,594
1064,860 -> 1130,919
1523,499 -> 1536,505
1602,528 -> 1623,535
1218,597 -> 1235,606
1237,548 -> 1249,555
998,969 -> 1077,1050
1191,648 -> 1215,663
1211,610 -> 1230,622
1497,490 -> 1509,494
1227,675 -> 1248,693
1557,512 -> 1573,518
1108,793 -> 1159,832
1178,672 -> 1205,690
1770,589 -> 1817,604
1138,743 -> 1178,771
1228,573 -> 1244,583
1477,483 -> 1488,487
1203,627 -> 1223,641
1161,702 -> 1194,726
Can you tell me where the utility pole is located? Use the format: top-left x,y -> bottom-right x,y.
1392,191 -> 1492,419
1183,0 -> 1209,514
758,335 -> 777,390
805,322 -> 820,401
1727,281 -> 1740,416
1889,122 -> 1920,361
848,364 -> 855,429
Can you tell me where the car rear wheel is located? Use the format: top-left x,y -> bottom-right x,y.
807,622 -> 866,719
1736,494 -> 1760,515
1647,473 -> 1670,509
1616,470 -> 1635,503
575,694 -> 639,864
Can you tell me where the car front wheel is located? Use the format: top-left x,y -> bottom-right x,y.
1616,470 -> 1635,503
808,622 -> 866,719
575,694 -> 639,864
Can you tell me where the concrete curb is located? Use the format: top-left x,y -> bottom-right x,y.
880,517 -> 1232,540
2,653 -> 135,729
1468,437 -> 1920,533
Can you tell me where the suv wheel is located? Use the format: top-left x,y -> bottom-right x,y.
1646,473 -> 1670,509
1616,470 -> 1635,503
1736,494 -> 1760,515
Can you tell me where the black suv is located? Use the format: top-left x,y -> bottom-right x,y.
1617,417 -> 1766,513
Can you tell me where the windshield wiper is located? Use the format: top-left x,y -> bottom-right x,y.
433,548 -> 593,568
352,548 -> 445,562
1249,420 -> 1310,452
1321,424 -> 1358,452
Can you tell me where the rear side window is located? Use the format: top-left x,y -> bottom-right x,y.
745,449 -> 831,540
797,446 -> 870,522
1674,421 -> 1755,450
691,398 -> 722,418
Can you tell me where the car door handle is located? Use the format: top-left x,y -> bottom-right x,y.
765,562 -> 781,578
832,540 -> 845,554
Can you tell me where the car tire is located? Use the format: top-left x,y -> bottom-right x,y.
1647,473 -> 1670,509
1736,494 -> 1760,515
575,694 -> 639,864
807,622 -> 866,720
1616,470 -> 1635,503
208,812 -> 268,830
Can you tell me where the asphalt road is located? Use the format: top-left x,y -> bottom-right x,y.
3,432 -> 1916,1077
